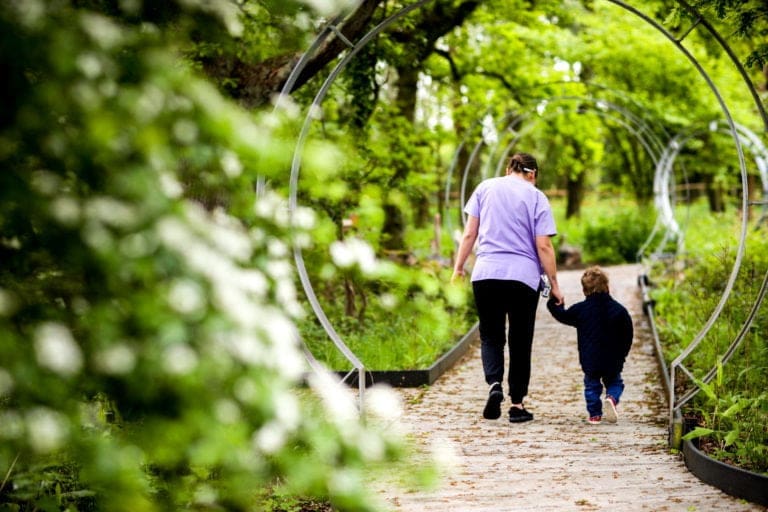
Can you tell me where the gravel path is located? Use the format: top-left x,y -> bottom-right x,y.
375,264 -> 765,512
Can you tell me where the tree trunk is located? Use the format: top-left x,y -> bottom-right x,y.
704,174 -> 725,213
377,1 -> 481,250
565,173 -> 585,219
200,0 -> 385,108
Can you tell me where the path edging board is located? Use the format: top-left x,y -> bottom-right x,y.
683,438 -> 768,507
336,323 -> 479,387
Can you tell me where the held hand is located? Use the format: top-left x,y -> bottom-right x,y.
550,285 -> 564,306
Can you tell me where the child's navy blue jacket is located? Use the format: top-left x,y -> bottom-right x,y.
547,292 -> 633,375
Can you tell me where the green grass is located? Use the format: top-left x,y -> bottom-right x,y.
299,300 -> 475,371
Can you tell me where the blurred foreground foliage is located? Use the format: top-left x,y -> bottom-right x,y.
0,1 -> 436,510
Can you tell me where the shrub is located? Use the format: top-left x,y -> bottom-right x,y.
581,208 -> 655,264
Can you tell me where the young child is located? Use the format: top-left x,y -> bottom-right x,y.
547,266 -> 633,424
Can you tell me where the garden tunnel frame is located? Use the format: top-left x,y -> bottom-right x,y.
276,0 -> 768,433
442,93 -> 676,258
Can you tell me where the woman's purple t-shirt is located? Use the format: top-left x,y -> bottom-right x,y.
464,175 -> 557,291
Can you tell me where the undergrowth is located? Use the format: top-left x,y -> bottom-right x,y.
651,200 -> 768,474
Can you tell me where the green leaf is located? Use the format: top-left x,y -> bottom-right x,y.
721,398 -> 749,418
682,427 -> 715,441
724,429 -> 739,447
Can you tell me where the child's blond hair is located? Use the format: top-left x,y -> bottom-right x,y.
581,266 -> 609,295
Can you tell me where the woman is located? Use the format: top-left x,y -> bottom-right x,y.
452,152 -> 563,423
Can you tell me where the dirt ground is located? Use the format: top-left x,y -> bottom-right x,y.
374,264 -> 766,512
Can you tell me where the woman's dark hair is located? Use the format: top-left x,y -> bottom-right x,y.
508,153 -> 539,174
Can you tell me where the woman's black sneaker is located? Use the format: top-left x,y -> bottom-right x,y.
483,382 -> 504,419
509,406 -> 533,423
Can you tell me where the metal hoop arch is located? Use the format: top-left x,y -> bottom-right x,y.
279,1 -> 766,417
444,95 -> 674,258
657,121 -> 768,415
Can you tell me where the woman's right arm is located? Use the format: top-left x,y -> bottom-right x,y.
536,234 -> 563,305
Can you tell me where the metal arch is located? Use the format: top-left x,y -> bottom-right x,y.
277,0 -> 766,420
673,0 -> 768,129
451,111 -> 523,230
654,121 -> 768,412
530,87 -> 691,262
445,95 -> 669,234
442,110 -> 493,233
284,0 -> 432,409
646,134 -> 688,262
600,1 -> 753,433
501,105 -> 683,264
450,95 -> 667,198
709,120 -> 768,226
443,97 -> 690,292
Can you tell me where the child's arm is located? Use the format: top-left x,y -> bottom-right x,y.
546,297 -> 579,327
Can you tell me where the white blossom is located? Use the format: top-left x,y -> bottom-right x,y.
308,370 -> 359,431
76,52 -> 102,78
430,436 -> 461,473
233,377 -> 258,404
224,332 -> 266,365
163,344 -> 198,375
193,485 -> 218,507
50,196 -> 81,226
272,390 -> 301,432
291,206 -> 316,230
159,172 -> 183,198
329,468 -> 361,497
13,0 -> 45,27
329,240 -> 355,268
119,232 -> 155,258
293,232 -> 312,248
168,279 -> 206,316
364,385 -> 403,423
26,407 -> 69,453
262,313 -> 306,379
213,287 -> 260,329
254,191 -> 284,220
202,212 -> 252,261
0,368 -> 14,396
356,430 -> 385,461
82,221 -> 113,251
93,343 -> 136,375
300,0 -> 357,16
85,197 -> 138,228
0,411 -> 23,439
173,119 -> 198,144
267,239 -> 289,258
80,12 -> 123,49
34,322 -> 83,377
265,260 -> 292,280
330,238 -> 378,274
220,150 -> 243,178
237,270 -> 268,297
214,399 -> 241,424
30,170 -> 62,196
134,84 -> 165,122
379,293 -> 398,310
253,420 -> 286,454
